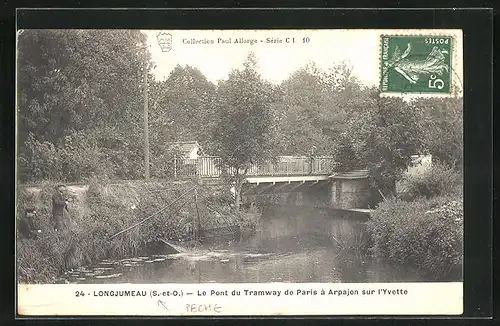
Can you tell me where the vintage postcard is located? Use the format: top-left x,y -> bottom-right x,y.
16,29 -> 463,316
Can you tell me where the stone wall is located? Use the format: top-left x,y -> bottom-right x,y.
330,178 -> 372,209
240,178 -> 375,210
242,184 -> 330,208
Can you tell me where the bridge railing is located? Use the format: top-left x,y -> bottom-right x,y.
172,156 -> 337,179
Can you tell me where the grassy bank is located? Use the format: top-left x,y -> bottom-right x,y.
17,178 -> 260,283
366,162 -> 463,280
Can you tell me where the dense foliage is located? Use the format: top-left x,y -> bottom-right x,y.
367,161 -> 463,280
17,30 -> 149,182
342,95 -> 426,195
412,97 -> 463,169
398,161 -> 462,201
366,195 -> 463,280
148,64 -> 217,171
17,30 -> 462,195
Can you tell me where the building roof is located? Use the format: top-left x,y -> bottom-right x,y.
410,154 -> 432,164
165,141 -> 200,157
330,169 -> 370,180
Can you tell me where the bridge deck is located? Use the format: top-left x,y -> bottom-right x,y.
245,175 -> 330,184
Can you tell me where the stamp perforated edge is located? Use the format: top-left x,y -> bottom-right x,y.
378,30 -> 462,98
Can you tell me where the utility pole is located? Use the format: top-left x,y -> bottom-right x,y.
143,52 -> 150,180
194,189 -> 201,242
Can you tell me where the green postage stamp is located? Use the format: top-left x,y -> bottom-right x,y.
380,35 -> 453,94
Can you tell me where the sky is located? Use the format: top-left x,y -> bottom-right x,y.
143,29 -> 463,93
143,29 -> 380,86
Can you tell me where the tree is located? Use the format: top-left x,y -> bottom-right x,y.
274,61 -> 373,157
17,30 -> 150,143
343,91 -> 426,196
17,29 -> 151,181
319,62 -> 374,137
146,65 -> 217,178
210,53 -> 279,212
411,97 -> 463,169
149,65 -> 217,145
274,64 -> 331,155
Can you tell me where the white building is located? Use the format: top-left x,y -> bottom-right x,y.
166,141 -> 202,159
406,154 -> 432,176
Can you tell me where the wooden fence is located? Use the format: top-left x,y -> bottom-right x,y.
172,156 -> 337,179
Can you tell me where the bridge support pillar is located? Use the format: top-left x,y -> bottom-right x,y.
330,171 -> 373,209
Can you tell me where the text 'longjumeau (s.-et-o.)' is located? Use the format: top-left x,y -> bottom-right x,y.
80,287 -> 409,298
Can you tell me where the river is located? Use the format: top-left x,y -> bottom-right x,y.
58,205 -> 425,284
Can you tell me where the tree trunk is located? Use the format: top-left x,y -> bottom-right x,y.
234,178 -> 243,214
383,179 -> 397,198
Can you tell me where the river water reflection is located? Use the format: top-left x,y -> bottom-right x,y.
61,245 -> 423,284
60,206 -> 425,284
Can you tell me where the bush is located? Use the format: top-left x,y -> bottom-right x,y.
59,135 -> 113,182
398,161 -> 462,200
18,134 -> 114,183
18,134 -> 62,182
366,195 -> 463,280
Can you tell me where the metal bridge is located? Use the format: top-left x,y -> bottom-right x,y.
173,156 -> 337,184
171,156 -> 373,212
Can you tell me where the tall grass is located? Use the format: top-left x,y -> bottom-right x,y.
17,178 -> 258,283
329,219 -> 370,252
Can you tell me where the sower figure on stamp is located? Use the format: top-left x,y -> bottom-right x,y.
52,184 -> 69,232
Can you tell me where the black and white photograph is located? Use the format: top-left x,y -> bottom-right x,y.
16,28 -> 464,315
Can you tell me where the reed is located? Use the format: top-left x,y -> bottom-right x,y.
329,219 -> 370,252
17,178 -> 259,283
17,179 -> 186,283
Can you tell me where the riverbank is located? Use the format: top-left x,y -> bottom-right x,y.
17,168 -> 463,283
367,174 -> 463,281
16,178 -> 259,283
